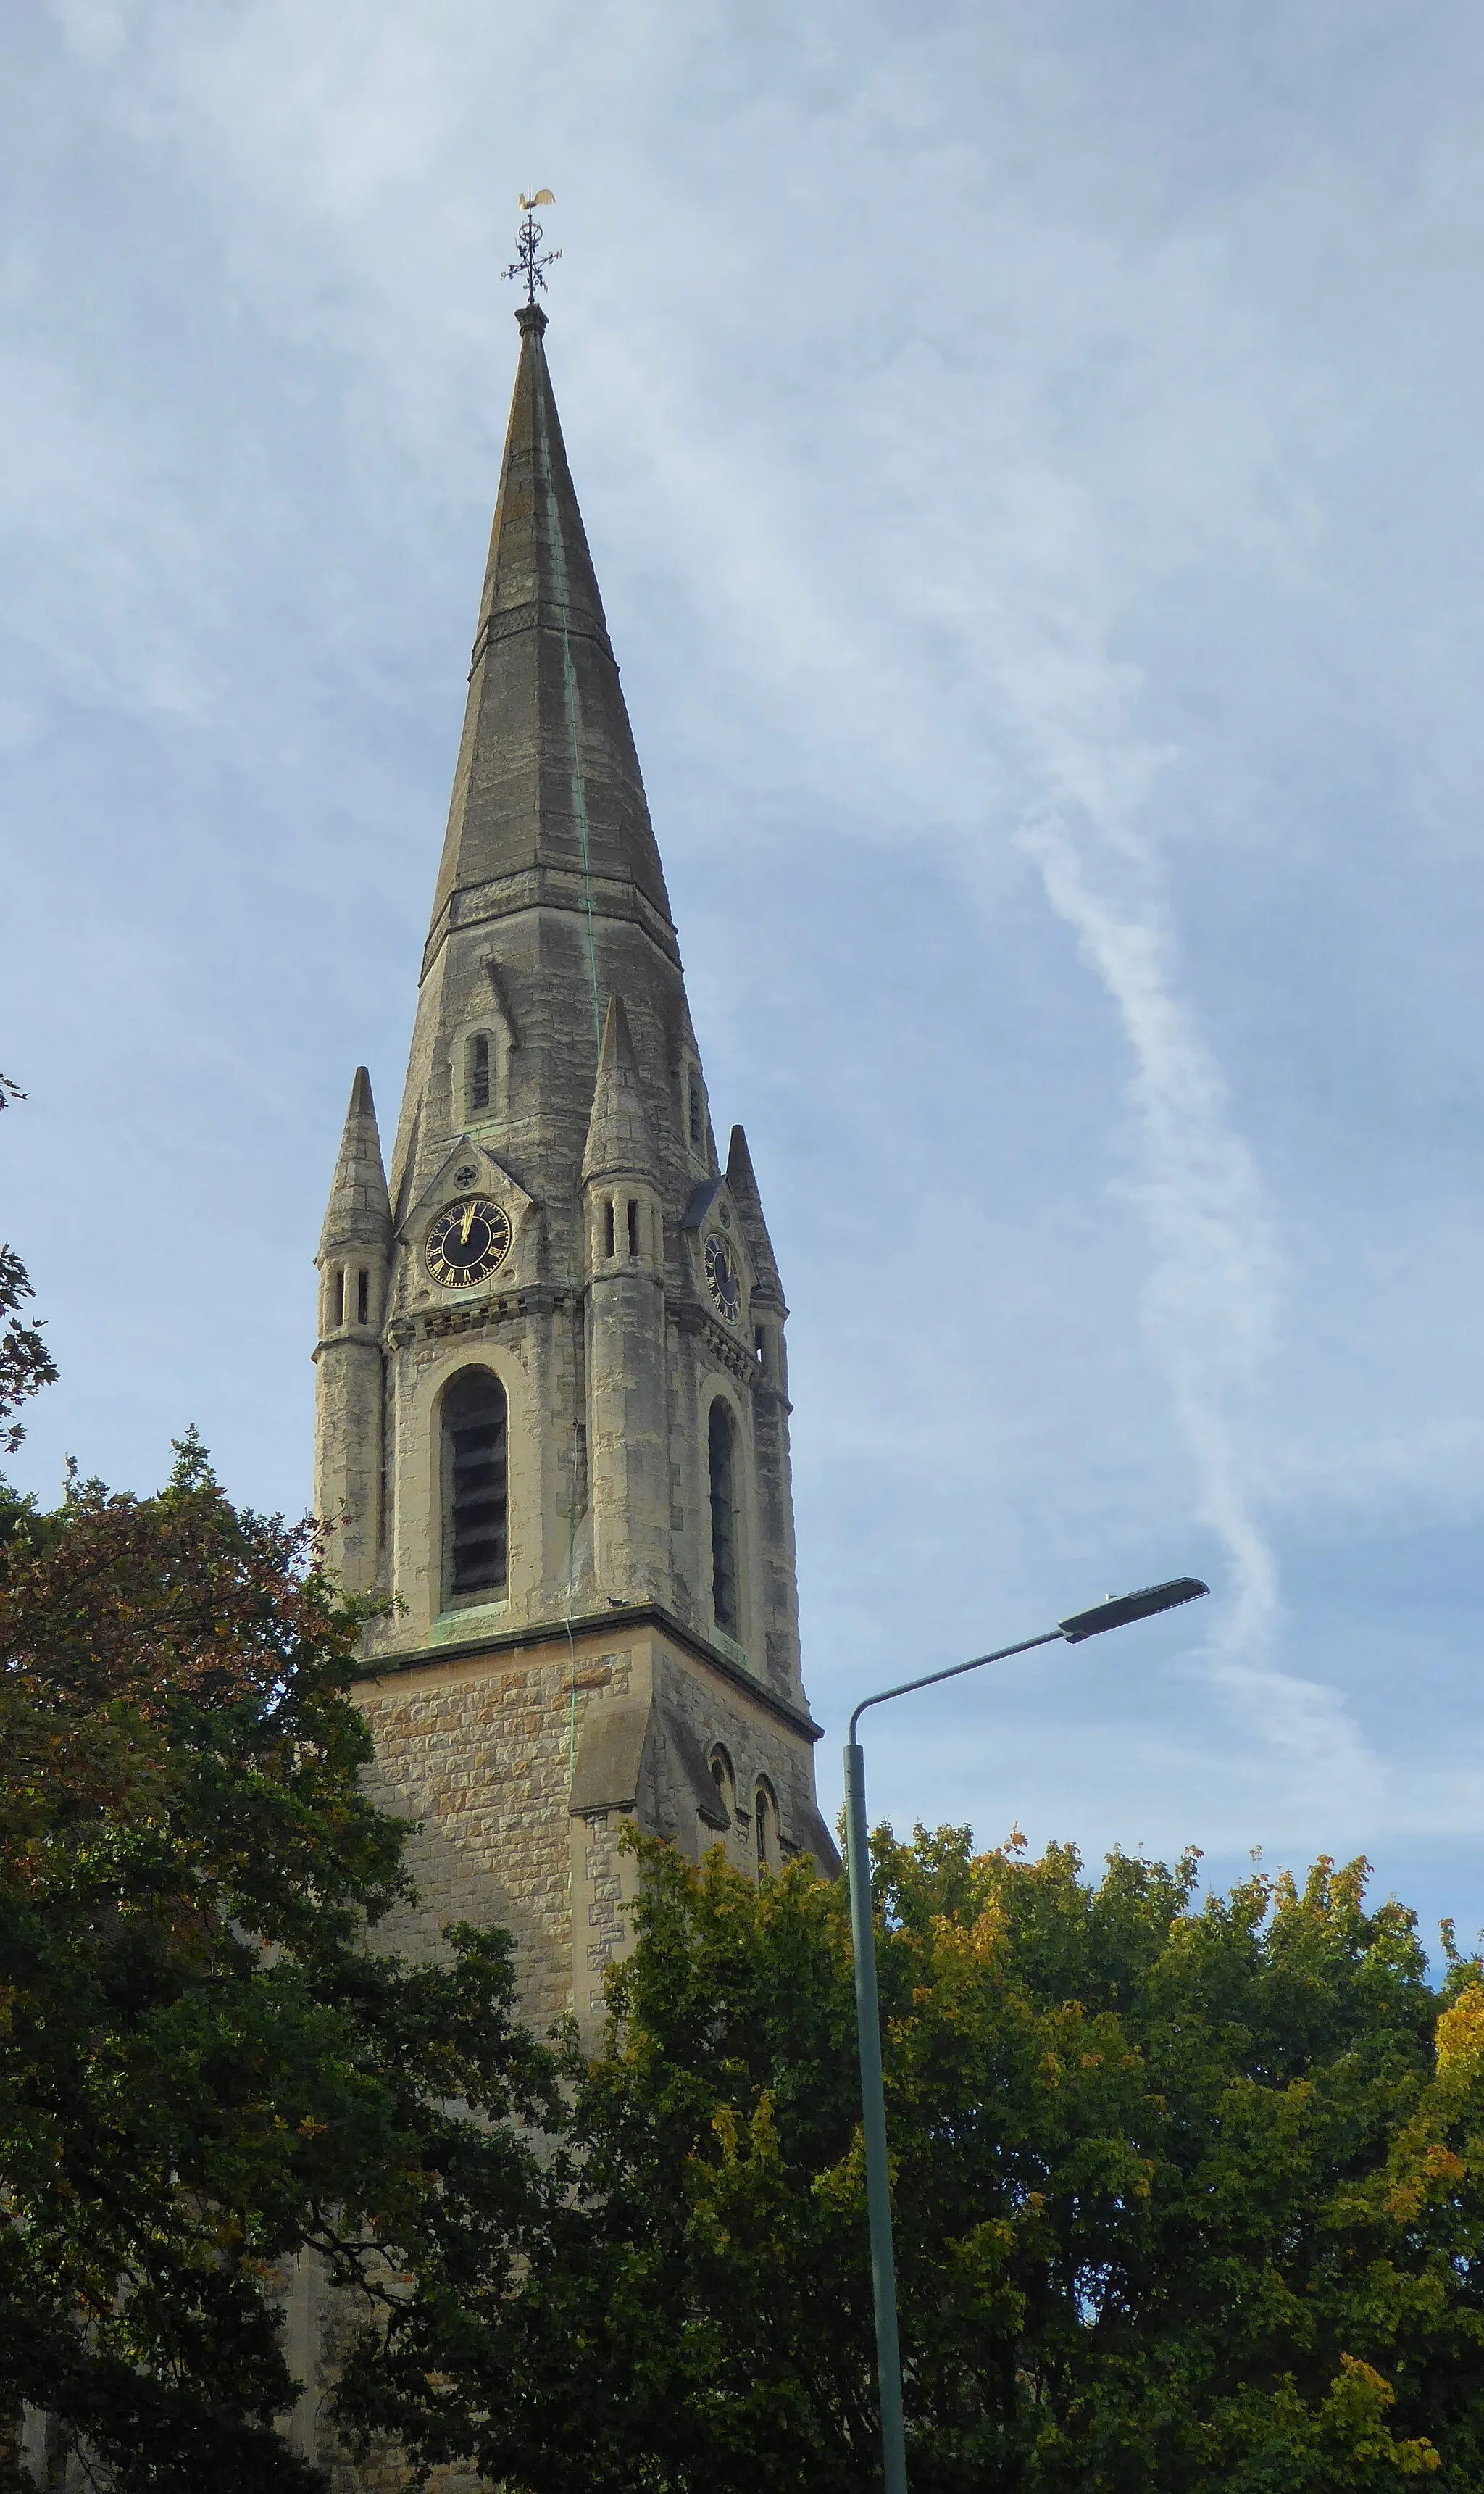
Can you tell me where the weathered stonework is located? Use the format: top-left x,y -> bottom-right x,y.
297,300 -> 838,2487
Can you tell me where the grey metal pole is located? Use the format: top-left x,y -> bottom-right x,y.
844,1736 -> 909,2494
839,1579 -> 1207,2493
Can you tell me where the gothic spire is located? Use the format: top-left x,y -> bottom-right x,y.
422,306 -> 675,979
582,994 -> 660,1185
317,1067 -> 392,1260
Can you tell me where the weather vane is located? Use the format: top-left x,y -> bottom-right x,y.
505,189 -> 560,307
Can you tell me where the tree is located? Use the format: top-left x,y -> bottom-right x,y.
0,1438 -> 561,2493
343,1826 -> 1484,2493
0,1077 -> 58,1455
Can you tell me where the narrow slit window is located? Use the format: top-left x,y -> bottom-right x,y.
687,1073 -> 703,1150
709,1398 -> 739,1636
357,1268 -> 370,1326
470,1033 -> 491,1113
331,1268 -> 344,1328
709,1746 -> 735,1828
604,1200 -> 616,1259
627,1199 -> 640,1259
755,1782 -> 775,1876
442,1369 -> 509,1603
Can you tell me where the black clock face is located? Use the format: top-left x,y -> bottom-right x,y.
425,1197 -> 512,1289
704,1234 -> 741,1323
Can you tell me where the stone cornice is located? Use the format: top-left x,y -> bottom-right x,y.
672,1299 -> 763,1387
352,1598 -> 824,1743
384,1281 -> 575,1350
422,866 -> 681,983
467,597 -> 614,676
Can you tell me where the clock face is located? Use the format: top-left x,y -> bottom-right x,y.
425,1197 -> 512,1289
704,1233 -> 742,1323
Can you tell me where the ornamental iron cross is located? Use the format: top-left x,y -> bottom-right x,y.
505,190 -> 561,305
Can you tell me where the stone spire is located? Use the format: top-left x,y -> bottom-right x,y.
317,1067 -> 391,1259
725,1123 -> 783,1304
582,994 -> 659,1185
422,303 -> 674,979
307,280 -> 838,2181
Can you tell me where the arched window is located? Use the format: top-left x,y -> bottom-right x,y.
754,1779 -> 777,1877
627,1198 -> 640,1258
468,1032 -> 492,1115
709,1745 -> 735,1827
441,1368 -> 508,1604
708,1397 -> 739,1636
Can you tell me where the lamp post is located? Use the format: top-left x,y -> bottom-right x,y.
843,1574 -> 1209,2494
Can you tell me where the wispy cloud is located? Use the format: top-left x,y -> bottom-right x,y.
1017,805 -> 1383,1805
1022,813 -> 1279,1629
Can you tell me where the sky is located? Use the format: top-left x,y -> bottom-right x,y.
6,0 -> 1484,1953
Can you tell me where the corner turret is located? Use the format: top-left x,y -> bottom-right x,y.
583,995 -> 667,1602
312,1068 -> 391,1592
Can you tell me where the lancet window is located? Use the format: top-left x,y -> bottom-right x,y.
708,1397 -> 740,1637
754,1779 -> 776,1876
709,1745 -> 735,1827
441,1368 -> 509,1604
467,1031 -> 493,1116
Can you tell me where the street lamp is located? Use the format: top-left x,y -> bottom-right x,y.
843,1575 -> 1209,2494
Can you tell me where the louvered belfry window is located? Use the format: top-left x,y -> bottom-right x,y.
470,1032 -> 491,1113
709,1398 -> 739,1635
442,1368 -> 508,1601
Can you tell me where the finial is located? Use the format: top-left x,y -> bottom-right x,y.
505,188 -> 561,309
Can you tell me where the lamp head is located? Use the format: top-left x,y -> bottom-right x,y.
1059,1576 -> 1209,1644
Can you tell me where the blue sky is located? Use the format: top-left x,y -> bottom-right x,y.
7,0 -> 1484,1950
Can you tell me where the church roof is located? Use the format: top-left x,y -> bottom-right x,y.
317,1066 -> 392,1261
581,994 -> 660,1185
422,304 -> 675,978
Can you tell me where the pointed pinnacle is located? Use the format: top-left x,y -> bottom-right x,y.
318,1068 -> 392,1262
726,1123 -> 784,1303
582,997 -> 659,1185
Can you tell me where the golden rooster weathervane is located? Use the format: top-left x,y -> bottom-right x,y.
505,189 -> 560,307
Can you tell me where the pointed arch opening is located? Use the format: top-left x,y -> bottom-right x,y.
708,1397 -> 740,1637
754,1776 -> 777,1878
708,1744 -> 735,1832
441,1367 -> 509,1606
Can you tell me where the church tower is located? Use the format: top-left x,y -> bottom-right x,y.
313,302 -> 836,2034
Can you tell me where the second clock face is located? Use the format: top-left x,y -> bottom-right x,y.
425,1197 -> 512,1289
704,1234 -> 742,1323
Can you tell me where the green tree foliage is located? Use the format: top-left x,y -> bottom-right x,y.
0,1078 -> 58,1456
0,1439 -> 560,2493
353,1829 -> 1484,2493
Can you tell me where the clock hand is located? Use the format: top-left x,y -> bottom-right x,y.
460,1202 -> 477,1244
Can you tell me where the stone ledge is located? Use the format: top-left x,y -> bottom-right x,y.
353,1597 -> 824,1744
